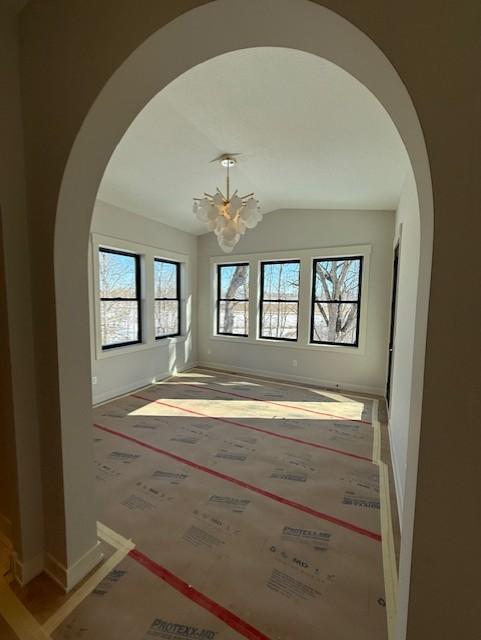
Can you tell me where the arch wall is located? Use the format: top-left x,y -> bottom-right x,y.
53,2 -> 433,636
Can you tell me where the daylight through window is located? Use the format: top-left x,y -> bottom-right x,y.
217,263 -> 249,336
154,259 -> 181,339
310,256 -> 363,346
260,260 -> 300,341
99,248 -> 141,349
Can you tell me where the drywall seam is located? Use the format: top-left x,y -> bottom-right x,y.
197,361 -> 385,396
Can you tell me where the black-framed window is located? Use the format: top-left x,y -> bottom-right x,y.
310,256 -> 363,347
259,260 -> 300,341
154,258 -> 181,339
217,263 -> 249,336
99,247 -> 142,349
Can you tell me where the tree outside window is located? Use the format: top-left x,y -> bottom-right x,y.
217,263 -> 249,336
311,257 -> 363,346
99,248 -> 141,348
260,260 -> 300,340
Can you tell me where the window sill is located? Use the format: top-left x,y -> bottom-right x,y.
97,335 -> 186,360
210,334 -> 365,355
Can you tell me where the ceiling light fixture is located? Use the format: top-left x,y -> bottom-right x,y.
193,155 -> 261,253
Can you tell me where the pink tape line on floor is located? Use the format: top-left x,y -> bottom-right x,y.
180,381 -> 372,425
94,422 -> 381,542
129,548 -> 271,640
131,393 -> 373,463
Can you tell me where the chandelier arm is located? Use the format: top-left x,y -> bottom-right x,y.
226,161 -> 230,200
193,156 -> 260,253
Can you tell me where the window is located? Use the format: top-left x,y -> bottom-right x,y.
217,263 -> 249,336
260,260 -> 300,341
154,258 -> 181,339
310,256 -> 363,346
99,247 -> 141,349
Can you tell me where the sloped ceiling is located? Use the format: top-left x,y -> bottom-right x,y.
98,47 -> 408,234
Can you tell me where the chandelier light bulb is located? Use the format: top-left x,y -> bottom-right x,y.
229,193 -> 242,214
192,155 -> 261,252
213,191 -> 224,207
206,205 -> 218,221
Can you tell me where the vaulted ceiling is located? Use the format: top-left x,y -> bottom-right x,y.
98,47 -> 409,234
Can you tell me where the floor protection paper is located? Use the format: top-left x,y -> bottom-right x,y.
55,368 -> 388,640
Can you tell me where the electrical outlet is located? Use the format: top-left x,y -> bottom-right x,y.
207,348 -> 212,355
292,359 -> 298,368
92,376 -> 97,385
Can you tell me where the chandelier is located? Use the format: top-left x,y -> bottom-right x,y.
193,155 -> 262,253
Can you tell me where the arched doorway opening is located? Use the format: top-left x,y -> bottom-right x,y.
54,1 -> 433,636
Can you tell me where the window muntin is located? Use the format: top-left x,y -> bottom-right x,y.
154,258 -> 181,339
310,256 -> 363,346
260,260 -> 300,341
217,263 -> 249,336
99,247 -> 141,349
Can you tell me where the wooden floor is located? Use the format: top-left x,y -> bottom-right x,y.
0,368 -> 398,640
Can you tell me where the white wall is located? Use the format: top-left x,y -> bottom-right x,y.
0,1 -> 44,579
197,209 -> 395,395
89,200 -> 198,403
388,169 -> 420,522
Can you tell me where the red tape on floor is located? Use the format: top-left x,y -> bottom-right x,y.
131,393 -> 372,463
94,422 -> 381,542
180,382 -> 372,425
129,548 -> 270,640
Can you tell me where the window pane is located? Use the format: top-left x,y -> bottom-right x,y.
155,260 -> 178,298
100,300 -> 139,346
315,258 -> 361,301
99,250 -> 137,298
218,301 -> 248,335
219,264 -> 249,299
312,302 -> 358,344
262,261 -> 300,300
155,300 -> 179,337
261,301 -> 298,340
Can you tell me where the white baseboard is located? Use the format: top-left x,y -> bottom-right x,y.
12,551 -> 44,585
197,360 -> 385,397
387,420 -> 404,531
92,361 -> 198,405
153,361 -> 199,383
93,376 -> 157,405
45,540 -> 103,593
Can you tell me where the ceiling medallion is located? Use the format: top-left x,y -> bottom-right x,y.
193,154 -> 262,253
